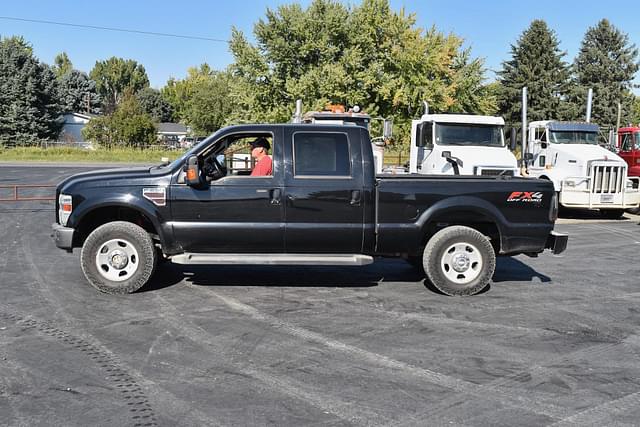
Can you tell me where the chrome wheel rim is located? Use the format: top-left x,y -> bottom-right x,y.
95,238 -> 139,282
440,242 -> 483,285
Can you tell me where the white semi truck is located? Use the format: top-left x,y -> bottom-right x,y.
408,106 -> 518,176
524,120 -> 640,217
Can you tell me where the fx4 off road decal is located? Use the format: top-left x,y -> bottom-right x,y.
507,191 -> 544,203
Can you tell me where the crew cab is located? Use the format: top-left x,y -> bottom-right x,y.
52,124 -> 567,296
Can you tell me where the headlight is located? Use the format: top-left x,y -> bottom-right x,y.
58,194 -> 72,226
626,179 -> 638,191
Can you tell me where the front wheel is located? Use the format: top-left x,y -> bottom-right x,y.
80,221 -> 157,294
423,226 -> 496,296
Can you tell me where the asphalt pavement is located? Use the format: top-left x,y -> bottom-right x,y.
1,164 -> 640,426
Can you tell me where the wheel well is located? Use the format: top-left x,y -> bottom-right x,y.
73,206 -> 158,247
420,211 -> 501,255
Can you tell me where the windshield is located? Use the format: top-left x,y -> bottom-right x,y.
435,124 -> 504,147
549,131 -> 598,145
163,134 -> 217,171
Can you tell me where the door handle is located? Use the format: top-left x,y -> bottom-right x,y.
350,190 -> 361,206
270,188 -> 281,205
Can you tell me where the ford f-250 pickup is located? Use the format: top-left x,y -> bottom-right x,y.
52,123 -> 567,296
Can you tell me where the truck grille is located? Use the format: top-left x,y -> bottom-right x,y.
590,165 -> 624,194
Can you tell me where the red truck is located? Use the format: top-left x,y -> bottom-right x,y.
618,126 -> 640,177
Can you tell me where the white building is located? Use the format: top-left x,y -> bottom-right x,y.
59,113 -> 92,142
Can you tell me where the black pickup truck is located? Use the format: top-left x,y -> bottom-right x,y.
52,123 -> 567,296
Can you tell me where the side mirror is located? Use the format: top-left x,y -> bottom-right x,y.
541,142 -> 548,149
510,128 -> 517,151
524,153 -> 533,161
442,150 -> 451,159
184,155 -> 200,186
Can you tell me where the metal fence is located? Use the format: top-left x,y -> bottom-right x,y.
0,185 -> 56,202
1,140 -> 183,151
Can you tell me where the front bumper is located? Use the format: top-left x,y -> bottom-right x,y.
545,231 -> 568,255
51,223 -> 74,250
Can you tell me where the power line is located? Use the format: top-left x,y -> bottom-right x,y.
0,16 -> 229,43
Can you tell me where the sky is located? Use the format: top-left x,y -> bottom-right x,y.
1,0 -> 639,90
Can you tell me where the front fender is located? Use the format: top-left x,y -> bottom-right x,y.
67,190 -> 174,251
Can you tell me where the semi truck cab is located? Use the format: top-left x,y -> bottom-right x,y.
526,120 -> 640,216
617,126 -> 640,177
409,114 -> 518,176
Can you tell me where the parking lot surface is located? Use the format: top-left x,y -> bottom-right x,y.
1,164 -> 640,426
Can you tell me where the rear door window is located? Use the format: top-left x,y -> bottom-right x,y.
293,133 -> 351,177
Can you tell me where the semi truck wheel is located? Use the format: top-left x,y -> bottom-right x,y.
600,209 -> 625,219
423,226 -> 495,296
80,221 -> 157,294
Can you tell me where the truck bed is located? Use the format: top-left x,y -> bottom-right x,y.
374,175 -> 556,256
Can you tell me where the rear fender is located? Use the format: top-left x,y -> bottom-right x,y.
416,196 -> 506,250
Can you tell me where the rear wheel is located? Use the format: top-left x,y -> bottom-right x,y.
80,221 -> 157,294
423,226 -> 496,296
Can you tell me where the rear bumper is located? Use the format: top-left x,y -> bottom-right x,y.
545,231 -> 568,255
51,223 -> 74,250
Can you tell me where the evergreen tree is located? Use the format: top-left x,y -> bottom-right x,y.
632,96 -> 640,125
497,20 -> 571,126
136,87 -> 174,122
0,36 -> 63,146
57,69 -> 102,114
570,19 -> 639,127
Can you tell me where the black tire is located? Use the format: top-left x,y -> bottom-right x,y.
627,207 -> 640,215
80,221 -> 157,294
600,209 -> 625,219
423,226 -> 496,296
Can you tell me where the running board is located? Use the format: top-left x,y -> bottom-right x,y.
169,253 -> 374,266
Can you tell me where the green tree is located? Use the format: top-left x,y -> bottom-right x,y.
136,87 -> 174,122
52,52 -> 73,78
570,19 -> 639,127
162,64 -> 214,121
632,96 -> 640,125
184,71 -> 233,134
228,0 -> 493,146
0,36 -> 63,145
497,20 -> 571,126
82,92 -> 156,147
57,69 -> 102,114
89,57 -> 149,113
